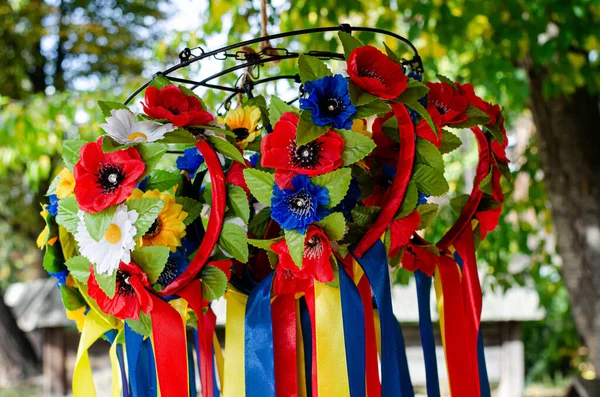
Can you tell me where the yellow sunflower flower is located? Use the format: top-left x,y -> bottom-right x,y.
352,118 -> 372,138
56,168 -> 75,199
224,105 -> 262,149
129,189 -> 188,252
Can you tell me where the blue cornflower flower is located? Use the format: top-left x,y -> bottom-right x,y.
136,175 -> 150,191
271,175 -> 330,233
248,152 -> 259,168
49,270 -> 68,288
157,248 -> 189,287
335,177 -> 361,222
300,74 -> 357,130
176,147 -> 205,179
47,194 -> 59,216
417,191 -> 429,205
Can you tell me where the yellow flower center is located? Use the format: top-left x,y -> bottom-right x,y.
127,132 -> 148,141
104,223 -> 122,244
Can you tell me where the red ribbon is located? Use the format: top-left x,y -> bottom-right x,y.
272,294 -> 298,397
355,103 -> 416,257
161,139 -> 226,296
357,276 -> 381,397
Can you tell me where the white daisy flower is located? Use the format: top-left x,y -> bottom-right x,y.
99,109 -> 177,144
76,204 -> 139,275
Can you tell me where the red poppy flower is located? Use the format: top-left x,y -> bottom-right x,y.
87,262 -> 153,320
371,112 -> 399,164
73,137 -> 145,213
389,210 -> 421,257
142,85 -> 214,127
347,46 -> 408,100
261,112 -> 344,178
226,160 -> 251,198
271,226 -> 334,295
401,242 -> 438,277
416,107 -> 443,148
476,206 -> 502,239
426,82 -> 468,126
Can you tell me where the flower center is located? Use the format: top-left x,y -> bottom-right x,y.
432,100 -> 450,115
144,218 -> 162,238
104,223 -> 122,244
157,258 -> 178,286
323,97 -> 343,114
359,69 -> 384,83
116,270 -> 135,296
289,140 -> 324,169
304,235 -> 324,259
96,162 -> 126,194
232,127 -> 250,142
127,131 -> 148,141
286,190 -> 314,218
167,106 -> 181,115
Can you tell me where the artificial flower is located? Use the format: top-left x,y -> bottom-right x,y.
76,204 -> 138,274
176,147 -> 204,179
156,248 -> 189,287
271,174 -> 330,233
415,108 -> 443,148
47,194 -> 59,216
99,109 -> 177,144
401,242 -> 438,277
36,207 -> 51,248
73,137 -> 145,213
87,261 -> 153,320
335,177 -> 361,221
226,160 -> 251,197
56,168 -> 75,199
371,112 -> 399,164
224,105 -> 262,149
300,74 -> 357,130
425,82 -> 468,126
272,266 -> 312,296
417,192 -> 429,205
261,112 -> 344,177
363,164 -> 396,207
351,118 -> 371,137
142,84 -> 214,127
129,188 -> 187,252
389,210 -> 421,257
347,46 -> 407,100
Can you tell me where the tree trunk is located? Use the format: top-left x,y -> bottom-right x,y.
0,291 -> 40,385
527,65 -> 600,372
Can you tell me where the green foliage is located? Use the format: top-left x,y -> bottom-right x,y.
131,246 -> 170,284
285,229 -> 305,268
201,265 -> 228,301
310,168 -> 352,208
243,169 -> 275,206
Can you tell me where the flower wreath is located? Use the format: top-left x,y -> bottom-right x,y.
38,30 -> 509,397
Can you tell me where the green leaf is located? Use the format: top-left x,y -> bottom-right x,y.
486,123 -> 505,144
62,139 -> 86,171
176,196 -> 202,225
316,213 -> 346,241
449,105 -> 491,129
248,207 -> 272,237
397,79 -> 430,103
43,243 -> 65,273
436,74 -> 458,89
310,168 -> 352,208
126,198 -> 164,239
298,54 -> 332,82
150,75 -> 171,89
383,42 -> 401,64
338,31 -> 363,58
348,81 -> 378,106
351,205 -> 381,227
94,266 -> 117,298
450,194 -> 471,215
200,124 -> 236,138
246,95 -> 270,127
396,181 -> 418,219
247,237 -> 283,251
218,222 -> 248,262
125,313 -> 152,336
285,229 -> 305,268
98,101 -> 129,118
479,170 -> 494,195
56,197 -> 80,235
146,170 -> 181,192
131,246 -> 170,283
243,169 -> 275,206
269,96 -> 295,127
65,256 -> 92,283
206,135 -> 245,164
162,128 -> 199,143
200,265 -> 228,301
101,136 -> 132,153
354,101 -> 390,119
413,164 -> 449,197
83,206 -> 116,242
60,285 -> 87,310
417,203 -> 439,230
296,110 -> 328,146
416,138 -> 444,172
381,116 -> 400,143
404,100 -> 437,136
337,129 -> 376,166
227,185 -> 250,223
439,129 -> 462,154
137,143 -> 168,180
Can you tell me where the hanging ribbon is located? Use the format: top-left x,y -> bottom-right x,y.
295,300 -> 308,397
352,241 -> 414,397
214,333 -> 225,391
415,270 -> 440,397
109,328 -> 125,397
314,279 -> 351,397
299,298 -> 313,397
339,264 -> 366,397
245,272 -> 276,397
272,294 -> 298,397
223,285 -> 248,397
125,324 -> 157,397
477,330 -> 491,397
357,275 -> 381,397
116,344 -> 129,397
187,341 -> 197,395
304,283 -> 319,397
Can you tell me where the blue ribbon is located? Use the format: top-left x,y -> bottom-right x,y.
125,324 -> 157,397
187,341 -> 197,395
339,264 -> 366,397
299,298 -> 313,397
415,270 -> 440,397
213,347 -> 221,397
478,330 -> 491,397
116,344 -> 129,397
352,241 -> 414,397
244,272 -> 275,397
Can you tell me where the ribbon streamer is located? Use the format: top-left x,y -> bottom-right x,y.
272,294 -> 298,397
415,270 -> 440,397
223,285 -> 248,397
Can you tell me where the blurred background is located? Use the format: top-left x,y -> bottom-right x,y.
0,0 -> 599,396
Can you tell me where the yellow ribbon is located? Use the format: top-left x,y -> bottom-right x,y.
109,328 -> 124,397
315,280 -> 351,397
223,285 -> 248,397
214,333 -> 224,388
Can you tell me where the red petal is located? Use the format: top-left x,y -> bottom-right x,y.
389,210 -> 421,257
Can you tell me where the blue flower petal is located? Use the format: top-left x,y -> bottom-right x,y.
300,74 -> 357,130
